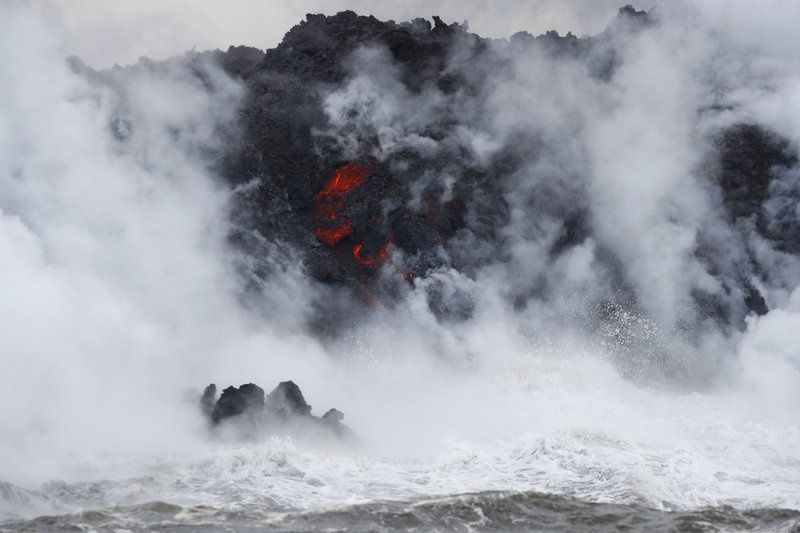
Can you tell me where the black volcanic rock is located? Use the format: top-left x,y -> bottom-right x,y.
717,124 -> 795,220
78,6 -> 798,340
202,380 -> 353,441
716,123 -> 799,252
322,408 -> 344,422
321,408 -> 356,440
223,11 -> 506,304
201,383 -> 217,418
211,383 -> 265,424
266,380 -> 313,418
205,9 -> 798,334
216,45 -> 265,77
615,5 -> 655,28
222,8 -> 671,296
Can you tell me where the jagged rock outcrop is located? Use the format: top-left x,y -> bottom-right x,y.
716,124 -> 799,254
200,381 -> 355,441
211,383 -> 266,424
221,7 -> 660,294
265,381 -> 312,418
211,5 -> 798,332
78,5 -> 799,339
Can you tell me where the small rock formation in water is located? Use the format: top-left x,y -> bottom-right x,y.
200,381 -> 355,441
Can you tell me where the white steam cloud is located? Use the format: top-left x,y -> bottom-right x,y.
1,0 -> 800,523
33,0 -> 651,68
0,1 -> 331,487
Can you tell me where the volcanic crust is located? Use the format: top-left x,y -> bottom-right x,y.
201,381 -> 355,440
76,6 -> 800,347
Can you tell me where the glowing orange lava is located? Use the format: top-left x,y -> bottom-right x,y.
315,223 -> 354,247
318,163 -> 369,198
314,163 -> 370,247
353,242 -> 390,267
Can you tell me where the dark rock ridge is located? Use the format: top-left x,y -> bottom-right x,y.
716,124 -> 799,254
220,7 -> 663,298
80,5 -> 800,348
200,381 -> 354,441
209,6 -> 797,333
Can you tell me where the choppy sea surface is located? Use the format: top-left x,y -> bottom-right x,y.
2,491 -> 800,532
2,426 -> 800,532
3,351 -> 799,532
3,485 -> 800,533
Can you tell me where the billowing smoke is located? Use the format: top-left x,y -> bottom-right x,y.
249,4 -> 800,387
2,0 -> 800,520
0,2 -> 331,486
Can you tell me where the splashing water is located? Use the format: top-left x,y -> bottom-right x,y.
2,2 -> 800,531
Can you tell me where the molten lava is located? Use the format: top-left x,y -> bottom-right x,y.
318,163 -> 369,197
314,163 -> 370,246
353,242 -> 390,267
314,163 -> 393,269
315,222 -> 354,247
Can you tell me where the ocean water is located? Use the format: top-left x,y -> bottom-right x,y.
2,351 -> 799,532
3,2 -> 800,531
4,492 -> 800,532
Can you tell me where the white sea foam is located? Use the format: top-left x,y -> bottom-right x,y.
1,1 -> 800,525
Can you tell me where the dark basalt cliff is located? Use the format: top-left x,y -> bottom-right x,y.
219,8 -> 659,292
82,6 -> 800,341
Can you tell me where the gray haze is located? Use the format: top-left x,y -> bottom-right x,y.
33,0 -> 650,67
1,0 -> 800,524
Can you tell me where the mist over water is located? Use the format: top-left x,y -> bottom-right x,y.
1,0 -> 800,529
